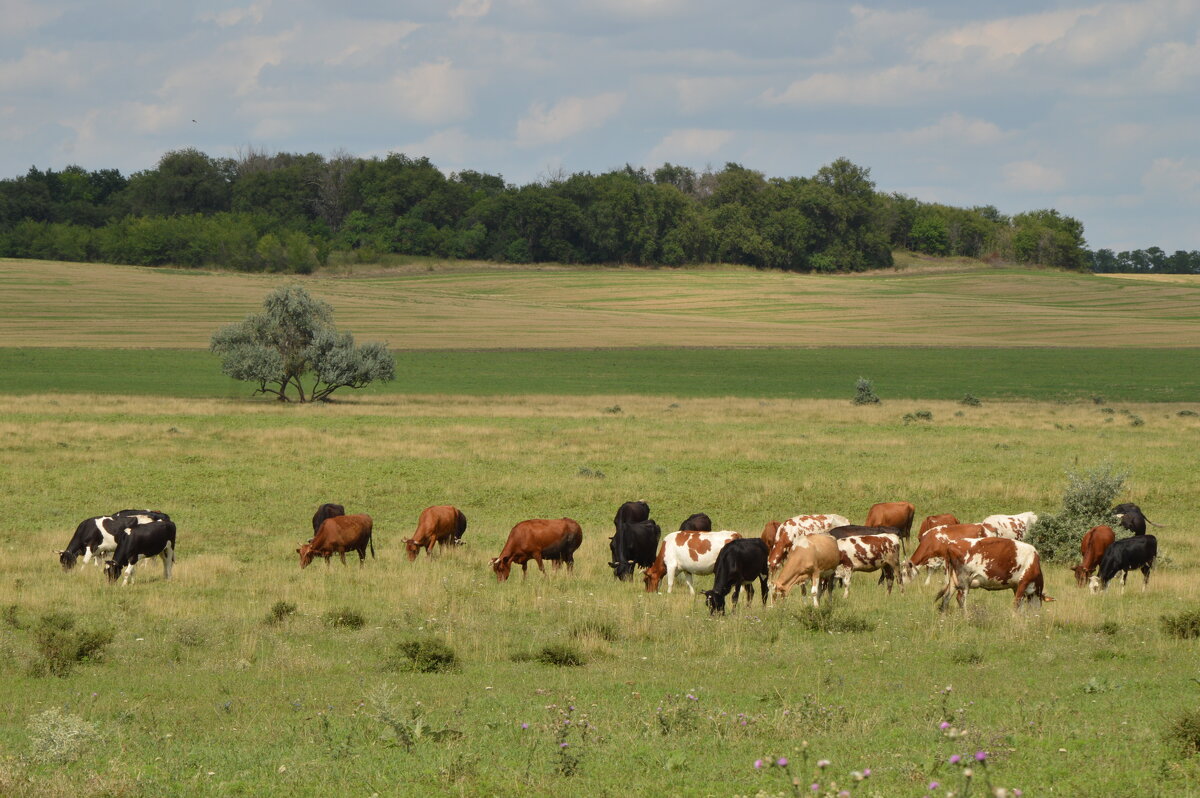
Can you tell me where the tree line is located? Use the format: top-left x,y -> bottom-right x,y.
0,147 -> 1093,273
1087,247 -> 1200,275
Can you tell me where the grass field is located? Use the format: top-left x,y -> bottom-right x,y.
1,393 -> 1199,797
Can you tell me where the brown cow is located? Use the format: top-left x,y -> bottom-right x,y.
908,523 -> 990,584
765,513 -> 852,573
909,534 -> 1052,611
760,520 -> 781,552
491,518 -> 583,581
918,514 -> 959,538
771,533 -> 841,606
864,502 -> 915,551
404,505 -> 467,561
1073,525 -> 1116,587
298,514 -> 374,569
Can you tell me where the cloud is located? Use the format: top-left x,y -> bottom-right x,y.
200,1 -> 270,28
0,47 -> 83,92
450,0 -> 491,19
0,0 -> 62,39
672,76 -> 744,114
763,64 -> 940,106
646,128 -> 734,164
1002,160 -> 1066,192
515,92 -> 624,147
1142,157 -> 1200,203
903,112 -> 1009,147
917,9 -> 1090,63
390,59 -> 473,125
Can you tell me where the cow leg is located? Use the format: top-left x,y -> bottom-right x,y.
759,576 -> 768,605
162,542 -> 174,580
683,571 -> 695,595
744,581 -> 754,604
1141,564 -> 1152,590
534,555 -> 546,574
338,551 -> 348,565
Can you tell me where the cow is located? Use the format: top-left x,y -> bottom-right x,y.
1091,534 -> 1157,593
298,514 -> 374,569
834,533 -> 905,597
907,523 -> 993,585
491,518 -> 583,582
643,530 -> 741,593
1073,525 -> 1116,587
765,514 -> 852,573
59,515 -> 139,572
980,512 -> 1038,540
614,501 -> 650,535
864,502 -> 915,551
609,519 -> 662,580
907,534 -> 1051,611
104,519 -> 177,585
1111,503 -> 1162,535
404,506 -> 467,561
112,509 -> 171,524
312,503 -> 346,535
919,514 -> 959,537
679,513 -> 712,532
770,533 -> 841,606
827,524 -> 902,540
703,538 -> 769,614
760,520 -> 781,552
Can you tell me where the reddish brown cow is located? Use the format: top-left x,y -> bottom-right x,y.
404,505 -> 467,561
491,518 -> 583,581
908,523 -> 989,584
1073,525 -> 1116,587
908,534 -> 1052,611
864,502 -> 915,551
918,514 -> 959,538
298,514 -> 374,569
760,520 -> 781,552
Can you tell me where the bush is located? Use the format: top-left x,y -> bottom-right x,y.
852,377 -> 880,405
30,613 -> 113,677
1161,609 -> 1200,640
1026,464 -> 1126,563
266,600 -> 298,625
1164,707 -> 1200,756
570,621 -> 619,642
324,608 -> 365,629
529,643 -> 586,667
791,604 -> 875,633
391,638 -> 460,673
960,394 -> 982,407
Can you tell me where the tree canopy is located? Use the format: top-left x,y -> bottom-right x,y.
210,285 -> 395,402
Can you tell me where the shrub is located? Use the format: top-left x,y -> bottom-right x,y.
266,600 -> 298,625
791,604 -> 875,633
324,608 -> 366,630
852,377 -> 880,405
903,410 -> 933,424
1026,464 -> 1126,564
391,638 -> 460,673
27,708 -> 98,763
960,394 -> 982,407
1161,609 -> 1200,640
570,621 -> 619,642
534,644 -> 586,667
1164,707 -> 1200,756
1178,409 -> 1198,417
30,613 -> 113,677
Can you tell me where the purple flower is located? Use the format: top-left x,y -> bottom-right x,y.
777,757 -> 788,767
754,759 -> 764,770
520,723 -> 529,729
949,755 -> 961,764
838,792 -> 850,798
975,751 -> 987,762
1013,791 -> 1023,797
929,781 -> 940,790
863,768 -> 871,777
686,694 -> 697,701
939,721 -> 951,730
810,784 -> 820,792
559,742 -> 569,749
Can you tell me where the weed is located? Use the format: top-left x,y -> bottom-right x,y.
26,708 -> 98,763
1101,407 -> 1115,414
323,608 -> 365,629
367,684 -> 460,752
552,702 -> 594,776
535,643 -> 586,667
265,600 -> 298,625
1161,609 -> 1200,640
603,404 -> 623,414
30,612 -> 113,678
1095,620 -> 1121,637
654,693 -> 702,735
791,604 -> 876,634
1091,395 -> 1105,404
1164,708 -> 1200,757
903,409 -> 934,424
1129,413 -> 1145,426
960,393 -> 982,406
173,622 -> 206,649
2,604 -> 22,630
1179,409 -> 1198,417
570,620 -> 619,642
950,645 -> 984,665
391,638 -> 460,673
577,466 -> 606,479
852,377 -> 880,405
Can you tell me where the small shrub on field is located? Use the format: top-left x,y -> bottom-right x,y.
1101,406 -> 1115,414
367,684 -> 460,751
1095,620 -> 1121,637
960,393 -> 982,406
173,622 -> 206,649
519,643 -> 586,667
577,466 -> 605,479
1161,609 -> 1200,640
265,600 -> 298,625
603,404 -> 622,414
570,620 -> 618,642
1179,409 -> 1198,417
903,409 -> 933,424
30,612 -> 113,677
1091,395 -> 1105,404
2,604 -> 23,630
1164,707 -> 1200,756
790,604 -> 875,634
1129,413 -> 1145,426
324,608 -> 366,630
390,638 -> 460,673
852,377 -> 880,405
950,645 -> 984,665
27,708 -> 98,763
1026,463 -> 1127,563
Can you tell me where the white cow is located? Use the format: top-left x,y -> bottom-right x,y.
643,530 -> 741,594
980,512 -> 1038,540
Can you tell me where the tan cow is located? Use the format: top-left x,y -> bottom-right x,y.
770,533 -> 841,606
404,505 -> 467,560
297,514 -> 374,569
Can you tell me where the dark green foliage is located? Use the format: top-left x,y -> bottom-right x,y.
853,377 -> 880,405
265,600 -> 297,625
1164,708 -> 1200,756
1161,609 -> 1200,640
903,409 -> 934,424
570,621 -> 619,642
391,638 -> 461,673
1026,464 -> 1126,563
960,394 -> 982,406
790,604 -> 876,633
30,612 -> 113,677
529,643 -> 586,667
323,608 -> 366,629
950,645 -> 984,665
2,604 -> 22,630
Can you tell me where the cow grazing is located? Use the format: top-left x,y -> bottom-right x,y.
980,512 -> 1038,540
1073,525 -> 1116,587
679,513 -> 712,532
1092,534 -> 1157,593
404,506 -> 467,560
643,530 -> 741,593
1111,503 -> 1162,535
298,514 -> 374,569
59,515 -> 138,571
864,502 -> 915,551
491,518 -> 583,582
771,534 -> 841,606
703,538 -> 769,614
609,519 -> 662,580
765,514 -> 852,573
834,533 -> 905,597
312,503 -> 346,535
614,501 -> 650,534
104,520 -> 177,585
919,514 -> 959,537
907,523 -> 992,585
908,535 -> 1051,611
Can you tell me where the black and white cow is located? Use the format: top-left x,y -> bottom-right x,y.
59,516 -> 138,571
678,512 -> 713,532
113,509 -> 171,525
609,519 -> 662,580
105,520 -> 177,585
1091,534 -> 1157,592
703,538 -> 769,614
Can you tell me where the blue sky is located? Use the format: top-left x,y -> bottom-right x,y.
3,0 -> 1198,251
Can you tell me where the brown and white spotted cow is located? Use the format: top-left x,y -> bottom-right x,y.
643,530 -> 741,593
1073,524 -> 1116,587
918,514 -> 959,538
908,523 -> 993,585
834,532 -> 905,597
908,534 -> 1052,611
864,502 -> 915,552
980,512 -> 1038,540
765,513 -> 852,573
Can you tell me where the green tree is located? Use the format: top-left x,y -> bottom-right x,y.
210,285 -> 395,402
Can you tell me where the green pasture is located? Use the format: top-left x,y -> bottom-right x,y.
3,345 -> 1200,402
1,393 -> 1198,797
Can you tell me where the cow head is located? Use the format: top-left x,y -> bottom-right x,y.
103,560 -> 122,582
643,568 -> 662,593
404,539 -> 422,561
297,543 -> 316,569
490,557 -> 511,581
1071,563 -> 1090,587
610,559 -> 636,581
702,589 -> 725,615
58,550 -> 77,571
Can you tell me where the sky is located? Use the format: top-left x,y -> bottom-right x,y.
2,0 -> 1198,252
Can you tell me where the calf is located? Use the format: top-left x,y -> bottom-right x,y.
678,513 -> 712,532
104,520 -> 177,585
610,518 -> 662,580
771,534 -> 841,606
404,505 -> 467,560
643,530 -> 741,593
491,518 -> 583,581
834,533 -> 904,597
59,515 -> 138,572
766,513 -> 852,573
1073,525 -> 1116,587
312,503 -> 346,535
298,514 -> 374,569
980,511 -> 1038,540
703,538 -> 769,614
1092,534 -> 1157,592
864,501 -> 915,551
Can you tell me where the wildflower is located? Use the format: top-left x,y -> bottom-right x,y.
863,769 -> 871,777
817,759 -> 830,769
949,755 -> 961,765
1013,790 -> 1023,796
839,792 -> 850,798
852,771 -> 865,781
963,768 -> 974,778
810,784 -> 820,792
975,751 -> 987,762
754,759 -> 764,770
777,757 -> 788,767
686,694 -> 697,701
940,721 -> 951,730
559,742 -> 569,749
520,723 -> 529,729
929,781 -> 940,790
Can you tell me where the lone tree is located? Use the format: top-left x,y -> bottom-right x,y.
210,285 -> 395,402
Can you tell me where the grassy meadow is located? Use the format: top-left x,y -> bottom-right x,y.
1,257 -> 1199,796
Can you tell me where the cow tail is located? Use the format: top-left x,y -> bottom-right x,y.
370,535 -> 376,559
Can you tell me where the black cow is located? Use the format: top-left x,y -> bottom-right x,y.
1094,534 -> 1157,592
613,501 -> 650,534
59,516 -> 138,572
826,524 -> 902,539
678,513 -> 712,531
312,503 -> 346,535
1111,503 -> 1162,536
609,519 -> 662,580
703,538 -> 769,614
105,520 -> 177,584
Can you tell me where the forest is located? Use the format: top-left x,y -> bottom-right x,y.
0,147 -> 1109,273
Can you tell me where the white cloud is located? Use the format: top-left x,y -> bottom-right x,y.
0,0 -> 62,38
390,59 -> 473,125
672,76 -> 744,114
450,0 -> 491,19
646,128 -> 733,164
159,32 -> 292,99
763,64 -> 940,106
201,1 -> 270,28
515,92 -> 624,147
917,9 -> 1090,63
1142,157 -> 1200,203
321,21 -> 422,67
0,48 -> 81,92
1002,160 -> 1066,192
903,112 -> 1009,147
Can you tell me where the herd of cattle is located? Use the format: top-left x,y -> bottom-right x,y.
56,499 -> 1161,613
